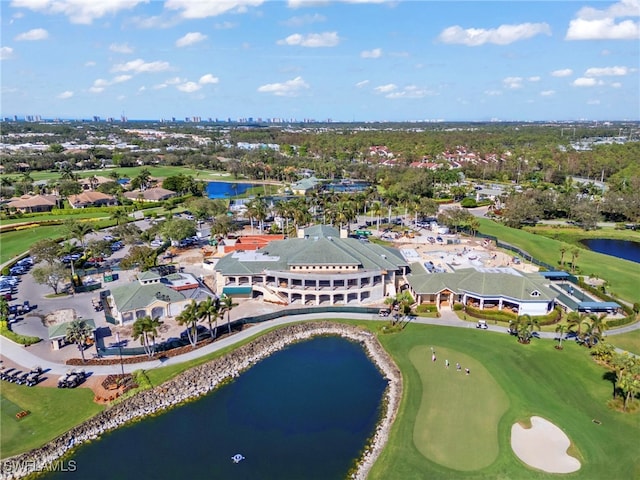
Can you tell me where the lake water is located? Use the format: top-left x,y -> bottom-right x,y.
207,182 -> 259,199
580,239 -> 640,263
45,336 -> 387,480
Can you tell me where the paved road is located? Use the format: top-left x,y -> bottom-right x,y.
1,308 -> 604,377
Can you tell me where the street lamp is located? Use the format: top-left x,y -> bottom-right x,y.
115,332 -> 125,382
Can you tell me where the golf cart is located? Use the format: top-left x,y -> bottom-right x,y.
476,320 -> 488,330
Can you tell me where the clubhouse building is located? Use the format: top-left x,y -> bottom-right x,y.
213,225 -> 409,305
213,225 -> 558,315
403,264 -> 558,316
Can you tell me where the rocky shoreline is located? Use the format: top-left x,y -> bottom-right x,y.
1,322 -> 402,480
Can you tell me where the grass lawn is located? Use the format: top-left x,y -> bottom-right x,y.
0,225 -> 68,265
409,346 -> 509,471
0,382 -> 103,458
608,330 -> 640,356
364,321 -> 640,480
478,218 -> 640,304
1,166 -> 237,183
0,212 -> 111,226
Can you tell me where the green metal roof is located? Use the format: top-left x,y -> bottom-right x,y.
110,283 -> 186,312
406,267 -> 557,302
215,225 -> 408,276
48,319 -> 96,340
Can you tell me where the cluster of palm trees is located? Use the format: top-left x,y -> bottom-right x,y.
510,314 -> 541,344
176,295 -> 236,348
566,311 -> 608,348
590,343 -> 639,412
132,316 -> 163,358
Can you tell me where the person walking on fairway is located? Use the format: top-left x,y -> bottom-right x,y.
445,359 -> 449,368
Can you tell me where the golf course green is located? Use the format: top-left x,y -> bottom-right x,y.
367,321 -> 639,479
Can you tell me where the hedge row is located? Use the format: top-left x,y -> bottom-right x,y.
605,314 -> 637,328
0,321 -> 41,346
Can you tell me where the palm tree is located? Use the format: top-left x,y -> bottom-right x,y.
559,246 -> 567,268
65,319 -> 93,363
66,221 -> 93,249
110,208 -> 128,226
514,314 -> 540,344
58,240 -> 81,285
132,316 -> 163,357
198,296 -> 220,339
219,295 -> 236,335
570,248 -> 580,273
555,323 -> 567,349
176,301 -> 200,348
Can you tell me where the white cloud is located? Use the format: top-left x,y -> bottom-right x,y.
528,76 -> 541,82
282,13 -> 326,27
109,43 -> 133,54
177,81 -> 201,93
88,75 -> 132,93
257,76 -> 309,96
165,0 -> 264,18
540,90 -> 555,96
585,66 -> 631,76
611,82 -> 623,88
0,47 -> 14,60
386,85 -> 435,99
503,76 -> 524,89
361,48 -> 382,58
11,0 -> 148,25
214,21 -> 237,30
113,75 -> 132,83
57,90 -> 73,99
199,74 -> 219,85
277,32 -> 340,47
566,0 -> 640,40
587,99 -> 601,105
551,68 -> 573,77
437,22 -> 551,46
484,90 -> 502,96
165,77 -> 184,85
374,84 -> 397,94
176,32 -> 207,48
15,28 -> 49,41
355,80 -> 369,88
573,77 -> 598,87
112,58 -> 170,73
287,0 -> 388,6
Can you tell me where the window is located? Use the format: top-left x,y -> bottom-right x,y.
530,290 -> 540,297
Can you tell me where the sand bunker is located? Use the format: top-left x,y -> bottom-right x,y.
511,416 -> 581,473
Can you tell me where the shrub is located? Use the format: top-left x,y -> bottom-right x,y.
460,197 -> 477,208
416,304 -> 438,314
0,320 -> 41,346
1,267 -> 9,276
452,303 -> 464,311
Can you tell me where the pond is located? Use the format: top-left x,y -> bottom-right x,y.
45,336 -> 387,480
207,182 -> 259,199
580,238 -> 640,264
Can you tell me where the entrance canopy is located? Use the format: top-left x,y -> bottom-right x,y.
577,301 -> 620,312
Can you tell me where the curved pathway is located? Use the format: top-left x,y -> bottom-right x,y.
5,307 -> 633,377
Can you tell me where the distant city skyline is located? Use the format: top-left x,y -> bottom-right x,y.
1,1 -> 639,122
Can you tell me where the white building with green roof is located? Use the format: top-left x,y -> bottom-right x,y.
404,265 -> 557,316
107,271 -> 213,324
213,225 -> 409,305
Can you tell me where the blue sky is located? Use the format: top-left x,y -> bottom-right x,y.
1,0 -> 639,122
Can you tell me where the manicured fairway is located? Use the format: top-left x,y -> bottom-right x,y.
477,218 -> 640,304
410,346 -> 509,470
366,322 -> 640,480
608,330 -> 640,356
